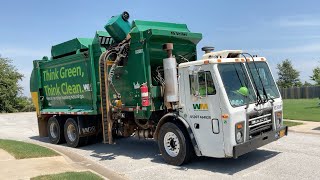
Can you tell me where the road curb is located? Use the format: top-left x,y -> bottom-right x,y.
285,119 -> 320,136
31,141 -> 127,180
287,129 -> 320,136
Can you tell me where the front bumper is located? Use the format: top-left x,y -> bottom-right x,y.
233,126 -> 288,158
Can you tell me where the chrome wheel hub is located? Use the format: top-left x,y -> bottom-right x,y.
49,123 -> 58,139
163,132 -> 180,157
67,124 -> 77,142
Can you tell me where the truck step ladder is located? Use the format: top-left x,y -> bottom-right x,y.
98,40 -> 130,144
99,52 -> 114,144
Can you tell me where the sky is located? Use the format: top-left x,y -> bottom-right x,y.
0,0 -> 320,96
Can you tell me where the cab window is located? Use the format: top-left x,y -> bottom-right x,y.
189,71 -> 216,96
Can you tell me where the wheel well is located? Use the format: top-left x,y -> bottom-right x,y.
154,113 -> 202,156
154,115 -> 175,140
38,115 -> 51,137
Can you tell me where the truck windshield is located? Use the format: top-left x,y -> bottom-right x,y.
218,63 -> 256,107
246,61 -> 280,100
218,62 -> 280,107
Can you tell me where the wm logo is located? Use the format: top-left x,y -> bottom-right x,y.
193,104 -> 208,111
83,84 -> 92,91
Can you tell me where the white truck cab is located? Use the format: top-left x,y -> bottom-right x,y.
177,49 -> 287,158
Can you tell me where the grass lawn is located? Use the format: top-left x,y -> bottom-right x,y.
0,139 -> 58,159
283,98 -> 320,122
283,120 -> 303,127
31,171 -> 103,180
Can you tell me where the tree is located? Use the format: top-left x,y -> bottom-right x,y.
14,96 -> 36,112
303,81 -> 313,87
310,66 -> 320,85
276,59 -> 301,88
0,55 -> 34,112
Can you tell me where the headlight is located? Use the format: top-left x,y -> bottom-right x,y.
275,111 -> 282,128
235,122 -> 244,144
236,132 -> 243,142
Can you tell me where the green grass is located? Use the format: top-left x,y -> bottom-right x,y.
283,120 -> 303,127
283,98 -> 320,122
0,139 -> 58,159
31,171 -> 103,180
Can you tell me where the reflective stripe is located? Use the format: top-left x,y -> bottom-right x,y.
141,92 -> 148,97
122,107 -> 146,111
41,112 -> 89,115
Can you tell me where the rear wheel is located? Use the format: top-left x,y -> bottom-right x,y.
47,117 -> 65,144
158,122 -> 193,166
64,118 -> 85,147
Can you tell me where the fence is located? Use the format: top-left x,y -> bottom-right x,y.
279,86 -> 320,99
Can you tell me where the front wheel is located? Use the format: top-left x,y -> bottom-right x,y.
158,122 -> 193,166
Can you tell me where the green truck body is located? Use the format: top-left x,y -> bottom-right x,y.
30,12 -> 205,165
30,17 -> 202,118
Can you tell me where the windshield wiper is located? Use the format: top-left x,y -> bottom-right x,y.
232,64 -> 245,86
244,53 -> 269,103
242,53 -> 271,104
241,53 -> 265,105
239,63 -> 252,109
233,63 -> 251,109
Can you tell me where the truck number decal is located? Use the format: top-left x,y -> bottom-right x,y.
82,126 -> 96,134
171,31 -> 187,36
190,115 -> 211,119
135,49 -> 143,54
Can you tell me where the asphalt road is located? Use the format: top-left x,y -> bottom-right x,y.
1,112 -> 320,180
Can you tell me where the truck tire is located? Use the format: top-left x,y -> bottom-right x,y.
47,117 -> 65,144
158,122 -> 193,166
64,118 -> 84,147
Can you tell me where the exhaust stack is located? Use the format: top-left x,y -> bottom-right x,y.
162,43 -> 179,103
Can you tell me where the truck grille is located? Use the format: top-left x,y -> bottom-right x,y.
247,108 -> 273,139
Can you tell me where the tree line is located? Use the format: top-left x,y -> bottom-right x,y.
0,55 -> 35,113
276,59 -> 320,88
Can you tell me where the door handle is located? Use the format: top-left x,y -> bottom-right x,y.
212,119 -> 220,134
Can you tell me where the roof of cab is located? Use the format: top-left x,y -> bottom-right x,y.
178,56 -> 267,68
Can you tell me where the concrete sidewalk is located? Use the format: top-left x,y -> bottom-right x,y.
0,148 -> 87,180
285,119 -> 320,135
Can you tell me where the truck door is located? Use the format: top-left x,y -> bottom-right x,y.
182,65 -> 225,157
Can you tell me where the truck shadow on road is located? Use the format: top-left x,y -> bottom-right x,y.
30,136 -> 280,175
175,150 -> 280,175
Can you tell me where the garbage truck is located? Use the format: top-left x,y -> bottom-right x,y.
30,11 -> 288,165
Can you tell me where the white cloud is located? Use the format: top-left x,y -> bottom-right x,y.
276,15 -> 320,27
246,43 -> 320,84
247,43 -> 320,55
267,58 -> 317,84
0,47 -> 49,58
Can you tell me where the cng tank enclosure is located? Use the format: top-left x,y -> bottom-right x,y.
104,11 -> 131,43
